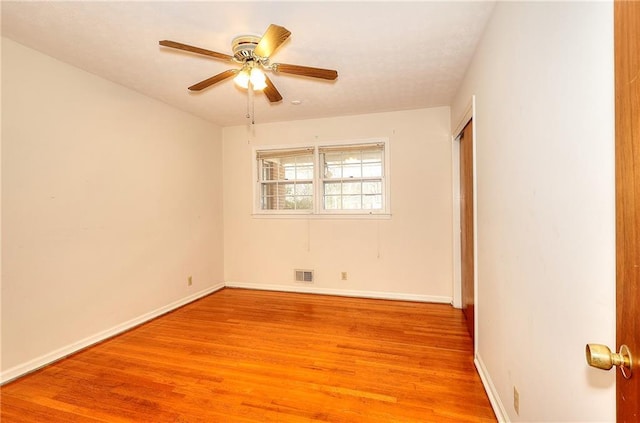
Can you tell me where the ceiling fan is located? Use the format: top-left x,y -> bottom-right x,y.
159,24 -> 338,103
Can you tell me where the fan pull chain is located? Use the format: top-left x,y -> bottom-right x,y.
250,82 -> 256,125
245,84 -> 251,121
251,86 -> 256,125
244,82 -> 256,125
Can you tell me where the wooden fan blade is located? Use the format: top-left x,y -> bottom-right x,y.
274,63 -> 338,80
254,24 -> 291,58
263,75 -> 283,103
159,40 -> 233,62
188,69 -> 236,91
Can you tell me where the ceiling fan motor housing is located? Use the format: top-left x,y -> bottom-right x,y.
231,34 -> 262,62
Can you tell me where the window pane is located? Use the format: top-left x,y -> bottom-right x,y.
342,163 -> 362,178
295,183 -> 313,196
284,183 -> 295,196
284,167 -> 295,180
262,196 -> 280,210
342,195 -> 362,209
363,194 -> 382,210
282,196 -> 295,209
323,152 -> 343,166
262,183 -> 277,198
280,155 -> 313,166
260,183 -> 313,210
324,195 -> 341,209
296,165 -> 313,179
342,181 -> 361,195
260,155 -> 313,182
261,195 -> 273,210
265,194 -> 313,211
295,196 -> 313,209
323,152 -> 343,179
362,181 -> 382,194
324,164 -> 342,178
262,160 -> 279,181
362,151 -> 382,162
324,182 -> 341,195
284,156 -> 313,180
362,162 -> 382,177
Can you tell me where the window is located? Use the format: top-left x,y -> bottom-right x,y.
255,140 -> 389,216
320,144 -> 384,211
256,148 -> 314,211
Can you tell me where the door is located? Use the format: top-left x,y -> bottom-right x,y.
460,119 -> 475,341
615,0 -> 639,420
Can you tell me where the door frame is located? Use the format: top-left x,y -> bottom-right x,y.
614,0 -> 639,418
452,95 -> 479,355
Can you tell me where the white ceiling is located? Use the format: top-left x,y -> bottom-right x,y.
1,1 -> 495,127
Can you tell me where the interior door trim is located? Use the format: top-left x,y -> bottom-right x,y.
452,95 -> 479,355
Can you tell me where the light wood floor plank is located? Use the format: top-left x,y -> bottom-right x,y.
1,288 -> 496,422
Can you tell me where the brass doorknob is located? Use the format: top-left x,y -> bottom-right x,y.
585,344 -> 633,379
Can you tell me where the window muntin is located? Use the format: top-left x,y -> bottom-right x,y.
255,141 -> 387,215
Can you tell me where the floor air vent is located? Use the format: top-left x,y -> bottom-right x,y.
294,269 -> 314,283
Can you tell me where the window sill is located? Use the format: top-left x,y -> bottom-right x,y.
252,212 -> 392,220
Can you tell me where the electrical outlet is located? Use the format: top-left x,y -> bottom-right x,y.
188,276 -> 193,286
513,386 -> 520,416
341,272 -> 348,280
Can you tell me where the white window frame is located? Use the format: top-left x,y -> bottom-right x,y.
254,147 -> 315,215
253,138 -> 391,218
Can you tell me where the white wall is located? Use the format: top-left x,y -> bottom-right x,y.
1,38 -> 225,380
451,2 -> 615,422
223,108 -> 453,301
0,36 -> 4,378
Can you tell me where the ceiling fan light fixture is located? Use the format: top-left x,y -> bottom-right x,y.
233,67 -> 266,91
249,68 -> 267,90
233,68 -> 250,89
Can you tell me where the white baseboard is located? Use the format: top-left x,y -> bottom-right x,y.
225,281 -> 452,304
475,353 -> 509,422
0,283 -> 225,385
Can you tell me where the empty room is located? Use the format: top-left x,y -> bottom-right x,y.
2,1 -> 637,422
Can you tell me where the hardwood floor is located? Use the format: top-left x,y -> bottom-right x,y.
1,289 -> 496,422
